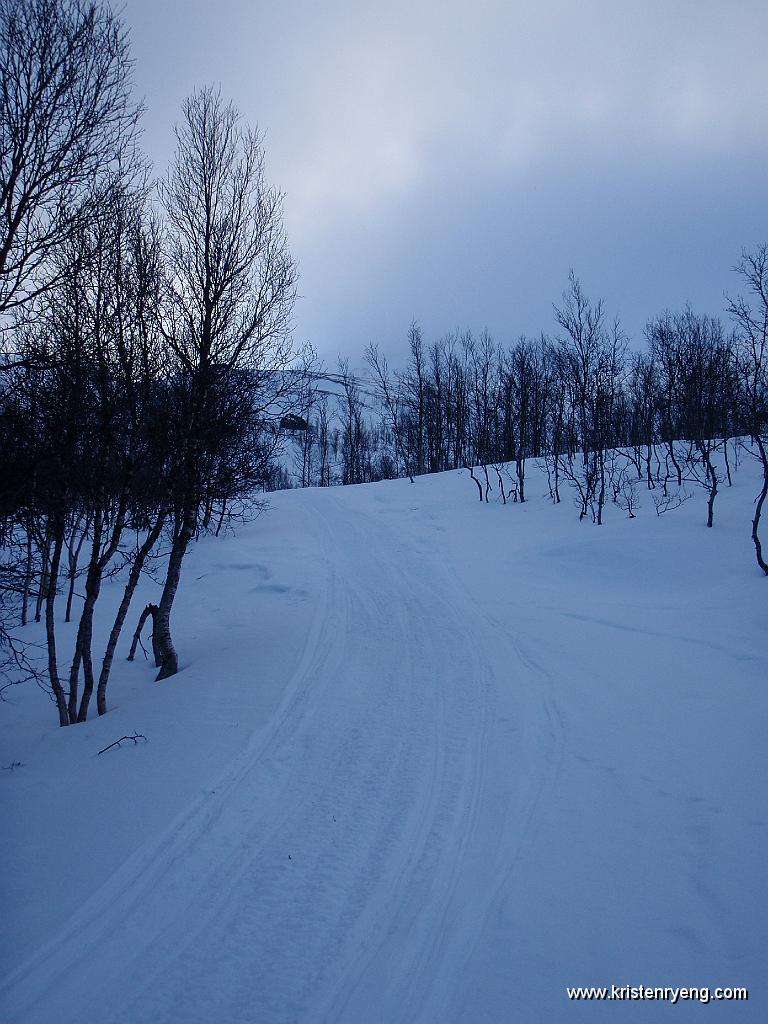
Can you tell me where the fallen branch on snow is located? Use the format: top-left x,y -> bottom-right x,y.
97,733 -> 147,756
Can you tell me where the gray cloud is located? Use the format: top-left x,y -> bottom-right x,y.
126,0 -> 768,359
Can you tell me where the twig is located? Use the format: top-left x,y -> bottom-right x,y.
653,489 -> 693,516
97,733 -> 147,756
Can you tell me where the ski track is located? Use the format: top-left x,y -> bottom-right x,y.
1,489 -> 564,1024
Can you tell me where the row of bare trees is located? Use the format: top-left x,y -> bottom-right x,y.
2,2 -> 764,722
0,1 -> 299,721
289,266 -> 768,574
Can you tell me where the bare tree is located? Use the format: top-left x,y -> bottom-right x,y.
0,0 -> 141,321
554,272 -> 626,524
728,246 -> 768,574
149,86 -> 297,680
335,358 -> 370,485
2,178 -> 168,724
649,309 -> 735,528
365,343 -> 414,483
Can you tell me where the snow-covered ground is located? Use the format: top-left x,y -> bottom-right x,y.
1,459 -> 766,1023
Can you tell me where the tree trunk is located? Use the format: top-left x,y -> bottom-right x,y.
128,603 -> 159,663
35,536 -> 50,623
667,440 -> 682,488
72,501 -> 126,722
65,565 -> 78,624
44,521 -> 69,728
645,445 -> 655,489
68,513 -> 103,723
597,450 -> 606,526
21,528 -> 32,626
751,437 -> 768,576
153,511 -> 195,680
723,439 -> 733,486
96,512 -> 166,715
64,514 -> 89,623
494,466 -> 507,504
71,575 -> 101,723
202,496 -> 213,532
215,500 -> 227,537
699,444 -> 718,528
467,465 -> 483,501
706,465 -> 718,529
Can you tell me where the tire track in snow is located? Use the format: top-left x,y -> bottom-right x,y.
319,495 -> 566,1024
112,493 -> 464,1024
1,488 -> 560,1024
314,496 -> 493,1024
0,501 -> 344,1023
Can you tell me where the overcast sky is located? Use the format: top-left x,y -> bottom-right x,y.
125,0 -> 768,363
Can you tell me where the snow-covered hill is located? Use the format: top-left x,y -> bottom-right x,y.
1,461 -> 766,1023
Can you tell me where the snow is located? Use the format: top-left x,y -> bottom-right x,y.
1,458 -> 766,1022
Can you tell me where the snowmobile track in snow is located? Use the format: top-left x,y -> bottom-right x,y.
2,491 -> 561,1024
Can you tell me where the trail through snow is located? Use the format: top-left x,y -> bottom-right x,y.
2,467 -> 766,1022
